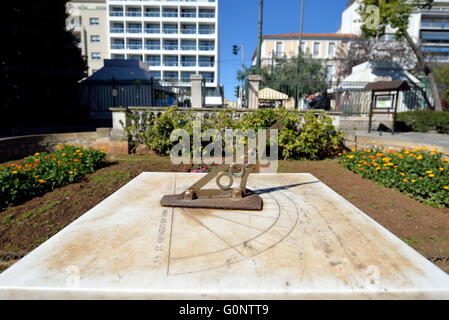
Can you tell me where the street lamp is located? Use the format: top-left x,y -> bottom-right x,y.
233,44 -> 245,108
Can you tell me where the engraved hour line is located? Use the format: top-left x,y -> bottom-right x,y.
179,207 -> 248,259
171,188 -> 283,261
196,208 -> 267,232
169,185 -> 300,276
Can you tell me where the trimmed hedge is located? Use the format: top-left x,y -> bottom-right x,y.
397,111 -> 449,134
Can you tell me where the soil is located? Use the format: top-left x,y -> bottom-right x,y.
1,155 -> 448,274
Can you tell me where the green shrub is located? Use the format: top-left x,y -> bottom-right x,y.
339,147 -> 449,208
397,111 -> 449,134
123,107 -> 344,161
0,145 -> 107,211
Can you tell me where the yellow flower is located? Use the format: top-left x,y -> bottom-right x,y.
444,186 -> 449,190
403,179 -> 408,182
429,174 -> 435,178
422,147 -> 428,151
411,180 -> 416,183
34,153 -> 40,156
426,171 -> 433,174
69,171 -> 74,175
417,156 -> 423,160
76,150 -> 81,153
35,175 -> 39,178
440,168 -> 444,171
12,171 -> 18,174
62,153 -> 66,157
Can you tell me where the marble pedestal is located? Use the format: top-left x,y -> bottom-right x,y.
1,173 -> 449,300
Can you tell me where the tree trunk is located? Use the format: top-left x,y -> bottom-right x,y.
404,31 -> 442,111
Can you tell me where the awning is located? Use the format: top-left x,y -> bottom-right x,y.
259,87 -> 289,100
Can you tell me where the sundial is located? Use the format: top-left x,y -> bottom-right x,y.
161,117 -> 285,211
1,172 -> 449,299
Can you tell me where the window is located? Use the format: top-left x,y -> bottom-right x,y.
91,52 -> 101,60
275,42 -> 284,57
328,42 -> 336,57
313,43 -> 320,56
91,35 -> 100,43
300,42 -> 307,54
90,18 -> 100,25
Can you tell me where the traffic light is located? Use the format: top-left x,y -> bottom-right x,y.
234,85 -> 240,98
232,45 -> 239,55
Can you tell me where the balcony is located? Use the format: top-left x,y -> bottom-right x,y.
199,46 -> 215,51
199,62 -> 214,67
163,29 -> 178,34
181,62 -> 196,67
127,28 -> 142,34
199,13 -> 215,18
181,45 -> 196,51
126,11 -> 142,17
109,11 -> 124,17
111,44 -> 125,50
164,77 -> 179,81
181,13 -> 196,18
204,78 -> 214,83
163,45 -> 179,51
421,21 -> 449,29
199,29 -> 214,35
145,28 -> 160,34
181,29 -> 196,34
144,12 -> 160,17
162,12 -> 178,18
145,61 -> 161,67
164,62 -> 179,67
110,28 -> 124,33
145,45 -> 161,50
127,44 -> 143,50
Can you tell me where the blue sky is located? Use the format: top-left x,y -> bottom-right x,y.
218,0 -> 350,101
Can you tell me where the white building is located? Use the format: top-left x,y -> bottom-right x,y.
340,0 -> 449,64
107,0 -> 220,97
252,33 -> 358,84
67,0 -> 220,98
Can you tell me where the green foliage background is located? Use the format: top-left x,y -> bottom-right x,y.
123,107 -> 344,161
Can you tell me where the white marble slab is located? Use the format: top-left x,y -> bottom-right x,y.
1,173 -> 449,300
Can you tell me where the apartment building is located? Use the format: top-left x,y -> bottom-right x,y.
340,0 -> 449,64
67,0 -> 220,97
66,0 -> 108,75
106,0 -> 219,96
252,33 -> 358,84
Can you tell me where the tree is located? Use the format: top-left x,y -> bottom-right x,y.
358,0 -> 443,111
336,36 -> 418,80
0,0 -> 87,135
238,54 -> 327,101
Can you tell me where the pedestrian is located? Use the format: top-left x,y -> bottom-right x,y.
309,89 -> 331,111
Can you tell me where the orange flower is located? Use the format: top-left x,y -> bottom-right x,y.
12,171 -> 18,174
34,159 -> 40,164
69,171 -> 74,175
38,179 -> 45,183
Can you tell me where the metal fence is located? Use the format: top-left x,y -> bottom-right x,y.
334,81 -> 433,115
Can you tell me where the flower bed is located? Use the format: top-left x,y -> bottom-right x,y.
339,146 -> 449,208
0,145 -> 107,211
